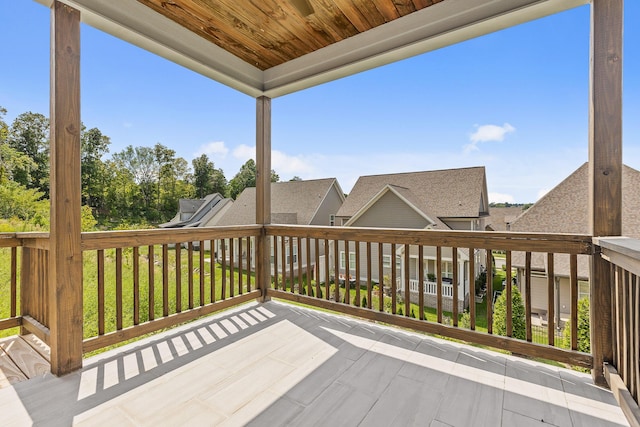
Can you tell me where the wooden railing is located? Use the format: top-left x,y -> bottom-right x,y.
596,237 -> 640,424
265,225 -> 593,367
80,226 -> 262,353
0,234 -> 20,333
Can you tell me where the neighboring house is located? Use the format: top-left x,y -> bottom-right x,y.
485,206 -> 527,231
509,163 -> 640,326
216,178 -> 345,273
160,193 -> 234,250
333,167 -> 491,312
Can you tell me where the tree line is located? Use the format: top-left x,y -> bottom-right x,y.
0,106 -> 278,229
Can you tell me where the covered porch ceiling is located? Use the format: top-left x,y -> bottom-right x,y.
36,0 -> 586,98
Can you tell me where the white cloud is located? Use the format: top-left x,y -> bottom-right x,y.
489,192 -> 515,204
232,144 -> 255,161
465,123 -> 515,153
195,141 -> 229,158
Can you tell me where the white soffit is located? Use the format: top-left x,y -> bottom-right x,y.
36,0 -> 587,99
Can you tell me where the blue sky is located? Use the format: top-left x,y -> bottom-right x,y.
1,1 -> 639,203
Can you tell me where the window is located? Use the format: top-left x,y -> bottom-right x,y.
396,255 -> 401,270
340,251 -> 356,269
285,244 -> 298,264
329,214 -> 335,226
382,255 -> 391,268
441,261 -> 454,279
578,280 -> 589,300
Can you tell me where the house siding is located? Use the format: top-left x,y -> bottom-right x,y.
311,185 -> 344,226
351,191 -> 430,229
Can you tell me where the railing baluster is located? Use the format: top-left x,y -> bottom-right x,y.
506,250 -> 512,337
175,244 -> 182,312
469,246 -> 475,330
97,249 -> 105,335
391,243 -> 397,314
631,273 -> 638,400
221,240 -> 227,300
238,238 -> 243,296
163,244 -> 169,316
419,245 -> 424,321
229,238 -> 235,299
344,240 -> 350,305
366,242 -> 372,309
525,251 -> 532,342
297,238 -> 303,295
437,246 -> 442,323
324,239 -> 330,300
634,273 -> 639,401
188,242 -> 194,308
133,246 -> 140,325
290,238 -> 295,294
315,238 -> 320,298
486,249 -> 493,334
378,243 -> 384,312
116,248 -> 123,330
306,238 -> 311,296
214,239 -> 216,303
404,244 -> 410,317
570,253 -> 578,351
615,265 -> 623,372
148,245 -> 155,321
355,241 -> 361,307
452,247 -> 458,326
622,269 -> 630,382
273,236 -> 279,291
281,236 -> 287,292
10,247 -> 17,318
547,253 -> 555,345
334,239 -> 340,303
199,240 -> 205,305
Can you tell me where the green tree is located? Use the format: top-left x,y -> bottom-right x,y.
81,126 -> 110,213
0,180 -> 48,224
227,159 -> 279,199
0,107 -> 36,184
7,112 -> 50,196
192,154 -> 215,198
563,297 -> 590,353
492,286 -> 526,340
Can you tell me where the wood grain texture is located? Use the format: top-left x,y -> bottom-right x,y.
589,0 -> 622,386
256,96 -> 271,301
0,347 -> 26,388
49,0 -> 82,375
0,336 -> 49,378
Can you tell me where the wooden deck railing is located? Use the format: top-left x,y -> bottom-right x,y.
265,225 -> 594,368
80,226 -> 262,353
0,234 -> 20,333
595,237 -> 640,424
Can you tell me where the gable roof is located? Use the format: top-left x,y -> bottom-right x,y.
485,206 -> 528,231
336,167 -> 488,223
217,178 -> 344,226
510,163 -> 640,238
344,184 -> 443,228
160,193 -> 228,228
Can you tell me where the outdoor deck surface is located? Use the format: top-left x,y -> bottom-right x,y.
0,301 -> 629,426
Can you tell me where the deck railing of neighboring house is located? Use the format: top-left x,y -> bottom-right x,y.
405,279 -> 455,298
80,226 -> 262,353
265,225 -> 593,368
595,237 -> 640,424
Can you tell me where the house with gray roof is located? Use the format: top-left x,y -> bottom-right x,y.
510,163 -> 640,326
485,206 -> 528,231
160,193 -> 233,229
334,167 -> 490,312
217,178 -> 345,275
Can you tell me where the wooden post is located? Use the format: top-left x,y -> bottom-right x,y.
589,0 -> 623,386
256,96 -> 272,301
49,1 -> 83,375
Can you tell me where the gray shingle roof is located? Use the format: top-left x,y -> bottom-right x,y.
336,167 -> 488,220
485,206 -> 527,231
217,178 -> 343,226
510,163 -> 640,238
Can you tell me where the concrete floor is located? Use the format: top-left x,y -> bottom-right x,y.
0,301 -> 629,426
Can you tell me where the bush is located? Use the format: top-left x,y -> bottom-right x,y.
492,286 -> 526,340
460,311 -> 471,329
362,296 -> 367,308
563,297 -> 590,352
475,270 -> 487,296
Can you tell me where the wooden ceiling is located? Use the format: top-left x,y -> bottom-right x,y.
137,0 -> 442,70
36,0 -> 587,97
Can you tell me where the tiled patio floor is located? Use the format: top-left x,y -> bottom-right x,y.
0,301 -> 629,426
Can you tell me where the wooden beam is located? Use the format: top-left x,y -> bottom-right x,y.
256,96 -> 272,301
589,0 -> 623,386
49,0 -> 83,375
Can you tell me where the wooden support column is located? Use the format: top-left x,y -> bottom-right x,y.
256,96 -> 272,301
589,0 -> 623,386
49,0 -> 83,375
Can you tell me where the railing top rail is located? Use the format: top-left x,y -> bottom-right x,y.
81,225 -> 262,251
594,236 -> 640,277
265,224 -> 593,254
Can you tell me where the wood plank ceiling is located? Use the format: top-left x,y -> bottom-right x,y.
137,0 -> 443,70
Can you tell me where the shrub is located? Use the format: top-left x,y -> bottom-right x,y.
362,296 -> 367,307
492,286 -> 526,340
460,311 -> 471,329
563,297 -> 590,353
